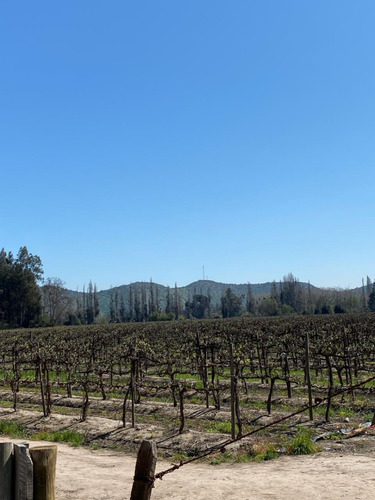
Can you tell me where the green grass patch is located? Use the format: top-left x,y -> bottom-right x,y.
33,429 -> 85,447
0,401 -> 16,409
204,421 -> 233,434
190,396 -> 204,404
314,405 -> 327,416
152,396 -> 174,404
0,420 -> 30,439
336,407 -> 355,419
174,373 -> 200,380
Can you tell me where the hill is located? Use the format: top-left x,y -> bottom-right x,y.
94,279 -> 316,317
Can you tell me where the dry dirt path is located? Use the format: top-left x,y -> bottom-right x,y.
2,437 -> 375,499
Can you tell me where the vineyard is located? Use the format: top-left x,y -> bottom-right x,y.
1,314 -> 375,460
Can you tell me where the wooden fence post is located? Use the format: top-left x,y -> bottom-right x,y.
29,445 -> 57,500
0,442 -> 13,500
130,440 -> 157,500
14,443 -> 34,500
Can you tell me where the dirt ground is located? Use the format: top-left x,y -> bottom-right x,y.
1,396 -> 375,500
1,436 -> 375,499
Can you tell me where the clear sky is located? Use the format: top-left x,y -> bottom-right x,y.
1,1 -> 374,291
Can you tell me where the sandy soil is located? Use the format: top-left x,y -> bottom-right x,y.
2,398 -> 375,500
2,436 -> 375,500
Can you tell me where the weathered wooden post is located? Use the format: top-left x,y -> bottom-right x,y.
130,440 -> 157,500
14,443 -> 34,500
29,445 -> 57,500
229,341 -> 236,439
0,442 -> 13,500
304,332 -> 314,421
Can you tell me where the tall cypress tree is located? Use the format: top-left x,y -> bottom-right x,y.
368,281 -> 375,312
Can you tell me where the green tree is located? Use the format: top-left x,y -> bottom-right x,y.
280,273 -> 302,313
0,246 -> 43,328
221,288 -> 242,318
86,281 -> 94,324
185,294 -> 210,319
258,297 -> 280,316
94,284 -> 100,318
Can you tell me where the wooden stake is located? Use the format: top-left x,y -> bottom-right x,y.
29,445 -> 57,500
131,358 -> 136,428
229,341 -> 236,439
130,440 -> 157,500
14,443 -> 34,500
267,377 -> 276,415
304,332 -> 314,421
0,442 -> 13,500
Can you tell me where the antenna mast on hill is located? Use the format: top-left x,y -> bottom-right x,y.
203,265 -> 205,280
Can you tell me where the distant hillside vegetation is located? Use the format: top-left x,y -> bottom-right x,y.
95,279 -> 315,317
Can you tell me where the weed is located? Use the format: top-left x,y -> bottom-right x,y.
190,397 -> 202,404
286,427 -> 320,455
0,401 -> 15,409
172,451 -> 187,462
235,443 -> 257,462
257,446 -> 279,461
363,411 -> 375,422
186,446 -> 201,457
314,405 -> 327,416
337,407 -> 355,419
210,450 -> 232,465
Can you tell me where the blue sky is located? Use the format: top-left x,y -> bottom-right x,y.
1,1 -> 374,291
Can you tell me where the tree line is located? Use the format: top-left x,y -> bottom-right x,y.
1,247 -> 375,329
